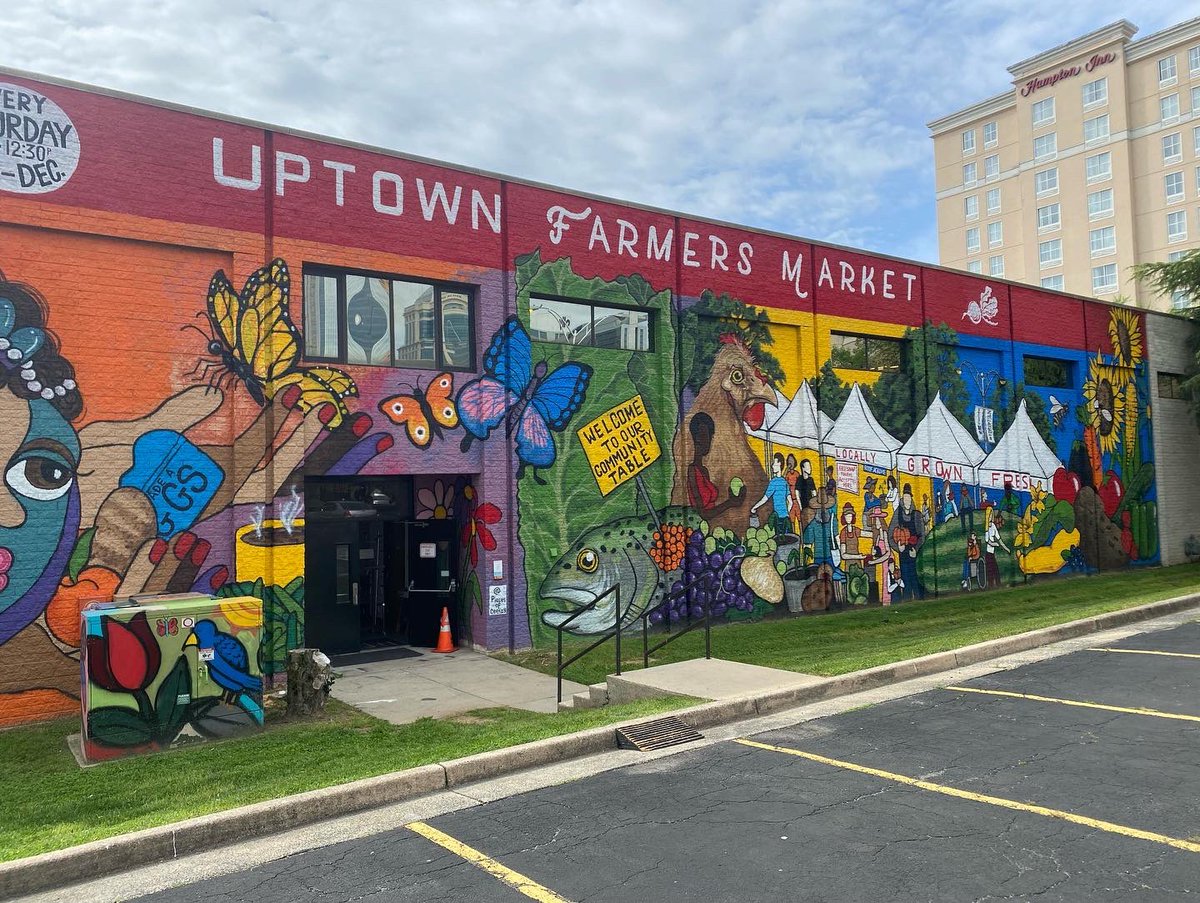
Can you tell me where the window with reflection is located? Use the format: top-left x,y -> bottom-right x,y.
528,296 -> 653,351
302,266 -> 474,370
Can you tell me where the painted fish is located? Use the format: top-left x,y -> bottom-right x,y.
539,506 -> 702,635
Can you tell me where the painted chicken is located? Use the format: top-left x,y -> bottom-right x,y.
671,334 -> 776,532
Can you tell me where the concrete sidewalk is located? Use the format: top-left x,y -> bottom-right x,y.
333,647 -> 587,722
5,593 -> 1199,900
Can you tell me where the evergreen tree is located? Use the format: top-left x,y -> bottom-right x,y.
1133,251 -> 1200,420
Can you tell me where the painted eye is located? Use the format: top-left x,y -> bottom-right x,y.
6,455 -> 74,501
730,368 -> 745,385
576,549 -> 599,573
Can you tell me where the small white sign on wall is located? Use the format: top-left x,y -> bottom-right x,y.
419,542 -> 437,559
488,584 -> 508,616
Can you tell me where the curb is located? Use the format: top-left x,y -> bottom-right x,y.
3,591 -> 1197,899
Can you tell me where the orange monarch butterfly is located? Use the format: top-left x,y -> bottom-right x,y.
379,372 -> 459,448
185,258 -> 357,430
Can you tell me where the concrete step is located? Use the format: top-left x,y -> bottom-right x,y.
556,697 -> 576,712
587,682 -> 609,706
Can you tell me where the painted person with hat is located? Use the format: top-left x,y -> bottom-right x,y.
862,476 -> 883,517
888,482 -> 924,600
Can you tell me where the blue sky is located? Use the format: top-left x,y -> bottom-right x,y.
3,1 -> 1195,265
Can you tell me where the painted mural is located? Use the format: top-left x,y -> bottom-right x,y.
0,71 -> 1170,727
81,595 -> 263,762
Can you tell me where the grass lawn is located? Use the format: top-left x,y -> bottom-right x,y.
501,563 -> 1200,687
0,694 -> 692,863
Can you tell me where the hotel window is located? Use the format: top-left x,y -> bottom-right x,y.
988,255 -> 1005,277
1089,225 -> 1116,257
964,195 -> 978,220
967,260 -> 982,274
987,221 -> 1003,248
1168,210 -> 1188,243
1158,372 -> 1187,398
986,187 -> 1001,214
1193,86 -> 1200,114
1035,167 -> 1058,197
983,121 -> 998,147
1190,46 -> 1200,75
1088,187 -> 1114,220
1082,76 -> 1107,108
302,266 -> 475,370
963,161 -> 977,186
961,129 -> 976,155
1194,126 -> 1200,156
1086,151 -> 1111,182
1033,133 -> 1057,161
1195,166 -> 1200,193
1170,249 -> 1189,262
1039,238 -> 1063,267
1083,113 -> 1109,145
966,226 -> 981,254
1164,132 -> 1183,164
1037,202 -> 1061,232
530,296 -> 652,351
830,332 -> 902,372
1092,263 -> 1118,294
984,154 -> 999,179
1161,94 -> 1181,124
1032,97 -> 1055,127
1041,274 -> 1065,291
1166,171 -> 1185,203
1160,55 -> 1178,87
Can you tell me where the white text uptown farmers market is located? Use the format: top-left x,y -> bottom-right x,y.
0,85 -> 79,193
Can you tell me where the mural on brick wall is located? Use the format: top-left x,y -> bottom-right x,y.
519,254 -> 1159,639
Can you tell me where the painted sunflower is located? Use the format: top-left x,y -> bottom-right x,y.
1015,510 -> 1035,549
1028,484 -> 1046,514
1108,307 -> 1144,368
1082,357 -> 1127,454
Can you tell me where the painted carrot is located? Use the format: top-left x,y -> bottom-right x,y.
1083,424 -> 1103,489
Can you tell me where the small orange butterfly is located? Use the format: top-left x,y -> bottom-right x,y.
379,373 -> 460,448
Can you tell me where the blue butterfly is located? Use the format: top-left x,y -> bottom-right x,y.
458,316 -> 592,481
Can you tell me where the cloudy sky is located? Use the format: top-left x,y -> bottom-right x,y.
4,1 -> 1195,263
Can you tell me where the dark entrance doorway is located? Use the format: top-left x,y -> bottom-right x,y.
303,476 -> 463,655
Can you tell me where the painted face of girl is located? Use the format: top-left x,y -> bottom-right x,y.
0,391 -> 81,644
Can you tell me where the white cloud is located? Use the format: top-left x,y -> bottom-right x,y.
3,0 -> 1196,262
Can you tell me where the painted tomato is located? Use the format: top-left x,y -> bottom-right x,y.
1099,472 -> 1124,518
1051,467 -> 1080,505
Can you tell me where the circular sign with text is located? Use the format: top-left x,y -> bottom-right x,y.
0,83 -> 81,194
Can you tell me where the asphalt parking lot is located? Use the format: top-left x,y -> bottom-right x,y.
139,620 -> 1200,902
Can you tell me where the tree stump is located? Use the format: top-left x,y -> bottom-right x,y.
286,648 -> 333,718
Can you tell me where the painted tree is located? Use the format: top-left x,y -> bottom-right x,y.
870,322 -> 970,442
811,359 -> 853,419
678,290 -> 785,397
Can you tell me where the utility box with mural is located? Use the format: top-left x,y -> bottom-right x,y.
80,594 -> 264,764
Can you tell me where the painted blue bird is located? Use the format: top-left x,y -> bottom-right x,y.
184,619 -> 260,698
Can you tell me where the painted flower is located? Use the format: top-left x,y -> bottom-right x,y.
1028,484 -> 1046,514
86,611 -> 162,694
416,479 -> 455,520
1015,510 -> 1035,549
1108,307 -> 1144,368
462,502 -> 502,567
1082,357 -> 1127,454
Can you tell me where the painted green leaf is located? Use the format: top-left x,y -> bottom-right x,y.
67,528 -> 95,582
88,706 -> 154,747
154,655 -> 194,742
466,570 -> 482,613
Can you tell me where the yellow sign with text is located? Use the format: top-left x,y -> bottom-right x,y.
576,395 -> 661,496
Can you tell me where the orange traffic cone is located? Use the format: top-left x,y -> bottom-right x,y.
432,606 -> 455,653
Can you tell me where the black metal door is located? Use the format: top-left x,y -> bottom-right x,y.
404,520 -> 460,647
304,518 -> 362,654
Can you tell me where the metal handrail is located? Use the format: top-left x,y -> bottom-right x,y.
641,571 -> 714,669
554,583 -> 621,704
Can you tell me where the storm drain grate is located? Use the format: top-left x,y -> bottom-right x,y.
616,716 -> 703,751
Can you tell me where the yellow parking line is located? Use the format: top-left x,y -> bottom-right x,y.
944,685 -> 1200,723
408,821 -> 573,903
734,738 -> 1200,854
1088,647 -> 1200,660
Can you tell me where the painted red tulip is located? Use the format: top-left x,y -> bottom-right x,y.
86,611 -> 162,693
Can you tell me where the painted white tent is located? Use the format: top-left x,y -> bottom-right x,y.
821,383 -> 901,469
896,391 -> 986,482
748,380 -> 831,451
977,398 -> 1063,491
